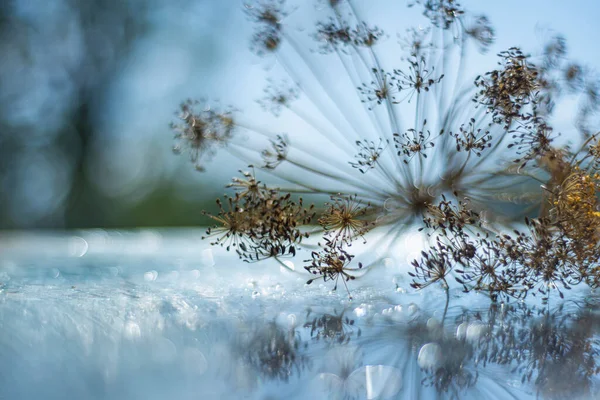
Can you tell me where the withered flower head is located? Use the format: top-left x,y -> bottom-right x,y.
204,187 -> 314,262
227,165 -> 270,201
551,169 -> 600,242
251,27 -> 282,56
393,57 -> 444,102
564,63 -> 584,92
244,0 -> 287,30
398,27 -> 432,57
304,240 -> 363,297
542,34 -> 567,69
245,0 -> 289,56
452,118 -> 492,156
509,118 -> 556,165
318,194 -> 372,245
237,320 -> 306,382
358,68 -> 399,108
349,138 -> 388,174
261,134 -> 289,169
474,48 -> 539,127
314,19 -> 353,53
409,238 -> 452,290
258,80 -> 299,116
315,20 -> 384,52
423,196 -> 480,233
393,122 -> 440,164
351,22 -> 385,48
465,15 -> 495,53
202,194 -> 255,252
171,100 -> 236,172
410,0 -> 464,30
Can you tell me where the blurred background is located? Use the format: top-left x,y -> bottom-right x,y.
0,0 -> 598,230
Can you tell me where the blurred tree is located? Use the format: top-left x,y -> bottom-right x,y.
0,0 -> 227,229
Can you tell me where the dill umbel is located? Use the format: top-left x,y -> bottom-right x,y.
171,0 -> 600,301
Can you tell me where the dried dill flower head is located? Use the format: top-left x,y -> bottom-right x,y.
551,169 -> 600,242
318,194 -> 373,245
244,0 -> 288,56
474,48 -> 539,127
203,169 -> 315,261
170,0 -> 600,298
304,239 -> 363,297
171,100 -> 236,171
465,15 -> 495,53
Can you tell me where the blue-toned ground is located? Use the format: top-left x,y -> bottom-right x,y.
0,230 -> 598,399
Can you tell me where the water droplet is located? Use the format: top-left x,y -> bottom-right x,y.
183,347 -> 208,376
466,321 -> 489,343
426,317 -> 441,331
201,249 -> 215,267
124,321 -> 141,340
279,260 -> 295,273
387,305 -> 411,322
417,343 -> 443,370
152,338 -> 177,364
354,305 -> 367,318
68,236 -> 88,257
251,290 -> 261,298
384,198 -> 401,212
456,322 -> 468,340
407,303 -> 419,315
287,313 -> 297,327
144,270 -> 158,281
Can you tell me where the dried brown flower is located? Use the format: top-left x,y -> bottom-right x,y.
171,100 -> 236,171
318,194 -> 372,245
305,240 -> 363,297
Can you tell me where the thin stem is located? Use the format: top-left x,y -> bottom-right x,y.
442,281 -> 450,326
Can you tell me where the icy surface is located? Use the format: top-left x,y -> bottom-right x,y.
0,230 -> 598,399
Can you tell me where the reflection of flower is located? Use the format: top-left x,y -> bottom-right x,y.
475,302 -> 600,399
235,320 -> 309,382
412,301 -> 600,398
304,308 -> 361,344
315,346 -> 402,400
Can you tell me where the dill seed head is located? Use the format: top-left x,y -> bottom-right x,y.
261,134 -> 289,169
171,0 -> 600,299
304,239 -> 363,297
171,100 -> 236,172
474,48 -> 539,127
349,138 -> 388,174
465,15 -> 495,53
318,194 -> 373,245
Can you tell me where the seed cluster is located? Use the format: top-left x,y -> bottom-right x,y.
203,167 -> 315,262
